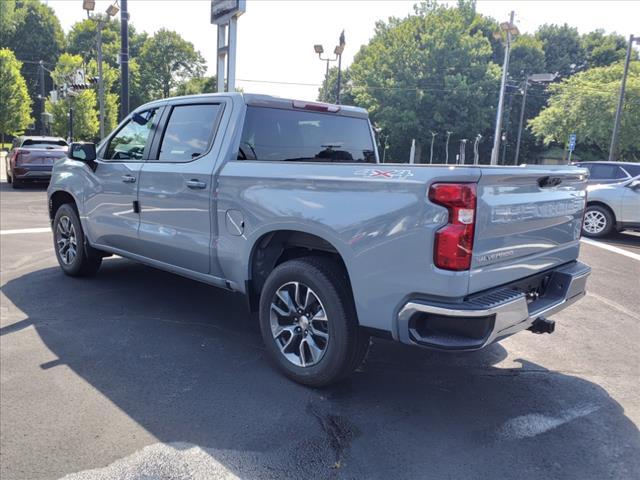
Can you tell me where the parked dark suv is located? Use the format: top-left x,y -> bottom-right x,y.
5,136 -> 68,188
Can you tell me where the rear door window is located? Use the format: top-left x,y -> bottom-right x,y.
157,104 -> 222,162
589,164 -> 627,180
237,106 -> 376,163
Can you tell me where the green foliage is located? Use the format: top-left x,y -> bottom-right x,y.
46,89 -> 99,141
46,53 -> 98,140
509,35 -> 545,78
174,76 -> 217,96
529,62 -> 640,161
138,29 -> 206,100
535,24 -> 584,76
581,30 -> 633,69
317,67 -> 354,105
347,2 -> 500,162
0,48 -> 33,137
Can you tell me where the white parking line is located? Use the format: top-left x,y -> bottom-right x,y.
0,227 -> 51,235
580,237 -> 640,262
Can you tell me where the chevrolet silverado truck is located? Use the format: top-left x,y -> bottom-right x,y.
47,93 -> 591,386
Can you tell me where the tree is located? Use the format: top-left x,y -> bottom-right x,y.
5,1 -> 65,94
535,24 -> 584,77
317,67 -> 354,105
348,1 -> 500,162
66,16 -> 148,69
529,62 -> 640,161
138,29 -> 206,100
581,30 -> 634,69
175,76 -> 217,96
0,48 -> 33,142
46,53 -> 98,141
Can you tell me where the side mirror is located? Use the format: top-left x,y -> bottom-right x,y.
69,142 -> 96,162
628,179 -> 640,190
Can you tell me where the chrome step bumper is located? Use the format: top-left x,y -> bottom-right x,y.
396,261 -> 591,351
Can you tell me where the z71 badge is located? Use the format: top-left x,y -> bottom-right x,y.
354,168 -> 414,179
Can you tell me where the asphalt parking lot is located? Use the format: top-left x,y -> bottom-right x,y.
1,182 -> 639,480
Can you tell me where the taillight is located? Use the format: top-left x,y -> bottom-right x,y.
428,183 -> 477,271
15,149 -> 30,165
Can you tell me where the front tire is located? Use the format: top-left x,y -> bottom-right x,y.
53,203 -> 102,276
582,205 -> 614,238
258,256 -> 369,387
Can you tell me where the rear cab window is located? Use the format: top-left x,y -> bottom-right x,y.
157,104 -> 222,162
237,106 -> 376,163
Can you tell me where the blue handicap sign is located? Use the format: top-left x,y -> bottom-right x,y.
568,133 -> 576,151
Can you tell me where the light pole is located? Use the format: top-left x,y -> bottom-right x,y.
83,0 -> 119,140
514,72 -> 556,164
608,34 -> 639,162
429,131 -> 437,164
490,11 -> 519,165
313,45 -> 337,100
444,131 -> 452,164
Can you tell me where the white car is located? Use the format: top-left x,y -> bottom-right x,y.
582,176 -> 640,237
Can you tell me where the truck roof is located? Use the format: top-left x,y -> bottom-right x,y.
137,92 -> 369,119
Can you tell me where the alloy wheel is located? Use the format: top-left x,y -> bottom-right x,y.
270,281 -> 329,367
583,210 -> 607,235
56,215 -> 78,265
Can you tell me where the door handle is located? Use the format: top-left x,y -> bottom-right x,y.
122,174 -> 137,183
186,179 -> 207,189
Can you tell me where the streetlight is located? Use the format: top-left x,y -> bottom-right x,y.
83,0 -> 120,140
490,11 -> 519,165
314,31 -> 345,104
314,44 -> 337,101
513,72 -> 557,164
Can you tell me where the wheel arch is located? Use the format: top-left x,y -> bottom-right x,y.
586,200 -> 617,222
245,229 -> 355,317
49,190 -> 79,222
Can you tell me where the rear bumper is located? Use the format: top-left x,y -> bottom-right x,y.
397,261 -> 590,351
13,165 -> 53,179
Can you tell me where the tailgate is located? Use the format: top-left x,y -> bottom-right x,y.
20,149 -> 67,165
469,166 -> 588,294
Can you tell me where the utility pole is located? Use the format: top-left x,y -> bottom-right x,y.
608,34 -> 638,162
97,22 -> 105,139
514,73 -> 528,165
39,60 -> 45,135
490,11 -> 518,165
335,31 -> 345,104
68,106 -> 74,143
120,0 -> 129,120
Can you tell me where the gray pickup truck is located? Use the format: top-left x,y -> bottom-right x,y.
47,93 -> 591,386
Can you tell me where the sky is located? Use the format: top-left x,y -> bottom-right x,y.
46,0 -> 640,101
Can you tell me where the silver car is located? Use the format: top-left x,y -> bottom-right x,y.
582,176 -> 640,237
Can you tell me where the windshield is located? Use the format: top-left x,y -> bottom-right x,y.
238,106 -> 376,163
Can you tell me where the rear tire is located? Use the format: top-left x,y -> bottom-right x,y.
11,177 -> 21,189
258,256 -> 369,387
53,203 -> 102,276
582,205 -> 614,238
6,171 -> 12,184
